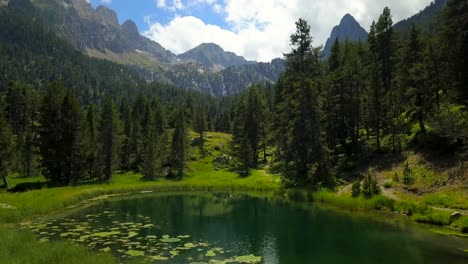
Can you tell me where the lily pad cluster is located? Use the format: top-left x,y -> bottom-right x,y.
27,209 -> 262,263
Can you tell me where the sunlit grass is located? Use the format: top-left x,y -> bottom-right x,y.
0,132 -> 281,224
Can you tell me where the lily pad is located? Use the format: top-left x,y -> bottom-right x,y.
160,237 -> 181,243
92,231 -> 121,237
205,250 -> 216,257
184,242 -> 197,248
160,235 -> 181,243
127,250 -> 145,257
100,247 -> 111,252
127,231 -> 138,238
233,254 -> 262,263
170,250 -> 180,256
60,232 -> 78,237
210,260 -> 227,264
151,255 -> 169,261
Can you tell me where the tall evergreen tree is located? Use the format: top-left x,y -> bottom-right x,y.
274,18 -> 332,186
0,103 -> 14,188
38,83 -> 66,183
170,108 -> 188,179
60,91 -> 86,184
193,105 -> 207,139
99,97 -> 121,181
85,104 -> 100,179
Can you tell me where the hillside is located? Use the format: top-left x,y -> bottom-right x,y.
394,0 -> 447,37
18,0 -> 284,95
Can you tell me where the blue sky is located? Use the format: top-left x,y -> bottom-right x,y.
88,0 -> 229,33
87,0 -> 432,62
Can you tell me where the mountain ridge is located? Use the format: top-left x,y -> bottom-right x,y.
177,43 -> 254,71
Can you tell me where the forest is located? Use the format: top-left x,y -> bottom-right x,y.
0,0 -> 467,263
0,1 -> 466,191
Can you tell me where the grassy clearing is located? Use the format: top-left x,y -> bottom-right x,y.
0,132 -> 281,224
0,132 -> 466,264
0,227 -> 115,264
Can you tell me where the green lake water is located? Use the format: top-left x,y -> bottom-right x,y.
29,193 -> 468,263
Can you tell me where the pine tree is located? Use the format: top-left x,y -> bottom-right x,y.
38,83 -> 66,183
119,99 -> 133,171
0,103 -> 14,188
99,97 -> 121,182
398,24 -> 428,134
60,91 -> 86,184
274,18 -> 332,187
439,0 -> 467,104
141,100 -> 167,180
170,108 -> 188,179
193,105 -> 207,139
85,104 -> 100,179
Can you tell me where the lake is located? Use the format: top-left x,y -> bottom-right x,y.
29,193 -> 468,263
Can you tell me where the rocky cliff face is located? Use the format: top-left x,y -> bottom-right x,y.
322,14 -> 368,59
39,0 -> 176,63
24,0 -> 285,95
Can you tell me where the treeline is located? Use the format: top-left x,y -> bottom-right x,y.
0,81 -> 232,187
229,1 -> 467,188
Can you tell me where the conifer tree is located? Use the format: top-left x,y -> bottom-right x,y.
0,103 -> 14,188
170,108 -> 188,179
99,97 -> 121,181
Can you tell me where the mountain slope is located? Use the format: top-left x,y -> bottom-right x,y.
394,0 -> 447,37
322,14 -> 368,59
33,0 -> 177,64
177,43 -> 253,71
20,0 -> 283,95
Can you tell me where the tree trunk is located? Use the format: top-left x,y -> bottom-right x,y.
1,173 -> 8,189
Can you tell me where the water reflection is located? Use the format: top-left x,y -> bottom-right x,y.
30,194 -> 468,263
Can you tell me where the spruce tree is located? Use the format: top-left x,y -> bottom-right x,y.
99,97 -> 121,182
0,103 -> 14,188
170,108 -> 187,179
38,83 -> 66,183
274,18 -> 332,187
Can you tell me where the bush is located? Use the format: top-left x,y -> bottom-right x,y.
452,216 -> 468,233
351,180 -> 361,197
393,172 -> 400,183
362,169 -> 380,197
411,211 -> 452,226
403,162 -> 415,185
383,181 -> 393,189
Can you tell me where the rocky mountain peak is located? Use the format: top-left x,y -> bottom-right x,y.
95,5 -> 119,27
322,14 -> 368,59
122,20 -> 139,36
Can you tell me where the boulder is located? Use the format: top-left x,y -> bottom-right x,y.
450,211 -> 462,221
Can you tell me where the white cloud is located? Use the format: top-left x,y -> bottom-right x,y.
101,0 -> 112,3
145,0 -> 431,62
157,0 -> 184,11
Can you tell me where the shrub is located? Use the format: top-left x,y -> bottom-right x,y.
411,211 -> 452,226
403,162 -> 415,185
393,172 -> 400,183
351,180 -> 361,197
452,216 -> 468,233
383,181 -> 393,189
362,169 -> 380,197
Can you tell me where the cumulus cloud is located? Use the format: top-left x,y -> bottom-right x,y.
145,0 -> 431,62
